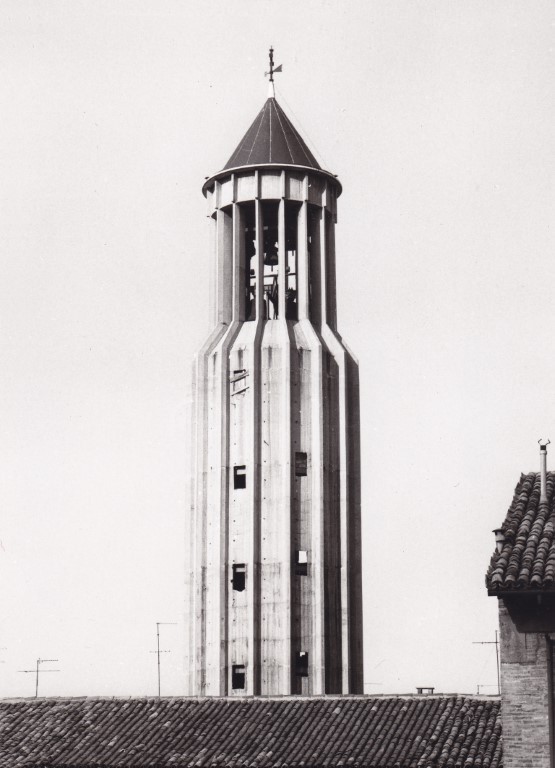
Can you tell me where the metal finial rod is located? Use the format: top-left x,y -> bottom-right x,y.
264,47 -> 283,97
539,439 -> 550,503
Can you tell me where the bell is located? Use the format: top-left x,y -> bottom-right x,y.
264,248 -> 278,266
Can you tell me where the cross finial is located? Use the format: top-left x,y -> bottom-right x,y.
265,46 -> 282,98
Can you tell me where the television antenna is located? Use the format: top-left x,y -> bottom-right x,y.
18,658 -> 60,697
473,630 -> 500,695
476,684 -> 498,695
150,622 -> 177,696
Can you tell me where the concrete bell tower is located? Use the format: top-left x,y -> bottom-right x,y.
187,52 -> 363,697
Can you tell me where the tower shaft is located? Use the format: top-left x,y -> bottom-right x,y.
187,166 -> 362,696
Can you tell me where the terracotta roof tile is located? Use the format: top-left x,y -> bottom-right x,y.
0,695 -> 502,767
486,471 -> 555,592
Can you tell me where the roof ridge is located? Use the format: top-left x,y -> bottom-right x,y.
274,99 -> 316,167
271,99 -> 295,164
0,693 -> 500,703
245,101 -> 268,166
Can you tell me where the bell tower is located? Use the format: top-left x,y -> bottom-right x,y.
187,52 -> 363,696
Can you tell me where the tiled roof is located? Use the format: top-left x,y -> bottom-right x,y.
487,472 -> 555,592
0,695 -> 502,767
223,98 -> 321,171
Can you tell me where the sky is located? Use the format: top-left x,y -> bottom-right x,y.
2,0 -> 555,698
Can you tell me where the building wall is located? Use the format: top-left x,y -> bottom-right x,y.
498,598 -> 554,768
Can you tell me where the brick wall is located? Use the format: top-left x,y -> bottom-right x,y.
499,599 -> 553,768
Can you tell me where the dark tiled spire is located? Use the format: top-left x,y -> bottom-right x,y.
223,97 -> 321,171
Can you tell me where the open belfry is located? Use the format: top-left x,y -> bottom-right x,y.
187,50 -> 363,697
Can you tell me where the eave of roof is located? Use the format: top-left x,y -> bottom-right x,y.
202,162 -> 342,197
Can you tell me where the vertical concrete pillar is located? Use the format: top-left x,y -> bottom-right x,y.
278,188 -> 287,320
297,199 -> 309,321
325,200 -> 338,332
320,207 -> 351,693
278,193 -> 292,694
308,326 -> 325,693
251,191 -> 265,693
255,180 -> 264,321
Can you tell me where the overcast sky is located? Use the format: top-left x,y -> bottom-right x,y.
2,0 -> 555,698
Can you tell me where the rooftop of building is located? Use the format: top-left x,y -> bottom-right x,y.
223,96 -> 321,173
487,470 -> 555,593
0,694 -> 502,767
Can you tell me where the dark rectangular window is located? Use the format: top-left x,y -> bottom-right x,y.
233,465 -> 246,489
295,550 -> 308,576
232,664 -> 246,689
232,564 -> 246,591
295,452 -> 307,476
296,651 -> 309,677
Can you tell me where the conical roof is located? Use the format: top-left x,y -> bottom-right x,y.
223,97 -> 321,171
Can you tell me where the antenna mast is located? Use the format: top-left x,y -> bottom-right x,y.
18,658 -> 60,697
472,631 -> 500,695
150,622 -> 177,697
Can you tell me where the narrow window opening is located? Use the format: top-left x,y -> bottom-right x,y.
233,465 -> 246,490
243,203 -> 256,321
295,550 -> 308,576
230,369 -> 248,396
307,206 -> 321,324
232,664 -> 246,689
296,651 -> 309,677
232,564 -> 246,591
262,202 -> 279,319
285,201 -> 300,320
295,451 -> 308,476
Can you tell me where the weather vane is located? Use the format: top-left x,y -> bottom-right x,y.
265,46 -> 282,84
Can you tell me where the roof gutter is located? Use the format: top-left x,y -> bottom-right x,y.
487,588 -> 555,597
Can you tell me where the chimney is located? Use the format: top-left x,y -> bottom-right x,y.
493,528 -> 505,554
539,439 -> 550,504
